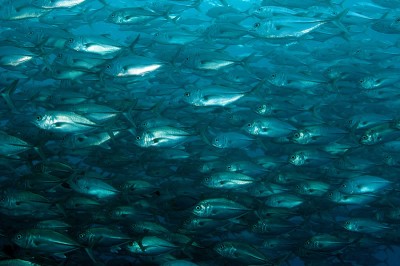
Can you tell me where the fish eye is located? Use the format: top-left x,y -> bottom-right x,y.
362,135 -> 368,140
57,53 -> 63,58
136,136 -> 141,140
291,155 -> 296,159
79,233 -> 85,238
16,234 -> 22,240
111,13 -> 116,18
227,165 -> 231,169
184,92 -> 190,97
247,123 -> 251,127
341,183 -> 346,188
68,38 -> 74,43
195,205 -> 201,210
204,177 -> 209,182
359,79 -> 364,83
254,22 -> 261,28
214,138 -> 219,142
294,133 -> 300,138
271,73 -> 276,78
106,65 -> 111,69
36,115 -> 42,121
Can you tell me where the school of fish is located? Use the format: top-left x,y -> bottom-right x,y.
0,0 -> 400,265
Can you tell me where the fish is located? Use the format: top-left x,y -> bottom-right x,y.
192,198 -> 251,219
33,111 -> 99,133
0,0 -> 400,265
250,10 -> 348,39
201,171 -> 255,190
12,229 -> 82,257
244,117 -> 297,138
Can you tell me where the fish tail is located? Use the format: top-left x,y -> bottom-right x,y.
331,9 -> 349,34
127,34 -> 140,54
239,52 -> 257,72
0,80 -> 18,113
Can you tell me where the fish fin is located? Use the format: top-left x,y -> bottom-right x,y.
53,253 -> 67,259
138,239 -> 146,252
33,145 -> 46,161
98,142 -> 111,150
199,125 -> 212,146
84,247 -> 98,264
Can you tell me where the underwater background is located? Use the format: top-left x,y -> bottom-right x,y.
0,0 -> 400,265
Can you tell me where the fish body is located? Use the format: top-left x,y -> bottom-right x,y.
134,126 -> 193,148
192,198 -> 251,219
12,229 -> 81,255
339,175 -> 391,194
33,111 -> 97,133
202,172 -> 255,190
68,174 -> 119,198
245,118 -> 297,137
0,131 -> 31,156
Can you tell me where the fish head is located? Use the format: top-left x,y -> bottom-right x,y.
295,183 -> 308,194
359,130 -> 377,145
134,132 -> 150,147
288,151 -> 305,166
77,230 -> 89,244
382,153 -> 396,166
213,242 -> 229,256
64,36 -> 80,51
125,240 -> 141,253
182,89 -> 201,106
12,230 -> 29,248
153,31 -> 170,44
254,103 -> 270,116
244,121 -> 258,135
0,191 -> 11,209
226,162 -> 238,172
291,129 -> 308,144
32,113 -> 51,130
251,221 -> 267,233
250,21 -> 263,34
303,237 -> 320,250
342,220 -> 356,231
212,135 -> 228,149
252,6 -> 270,18
358,76 -> 375,89
192,202 -> 209,217
103,61 -> 120,77
61,134 -> 87,148
107,11 -> 122,23
201,176 -> 212,187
